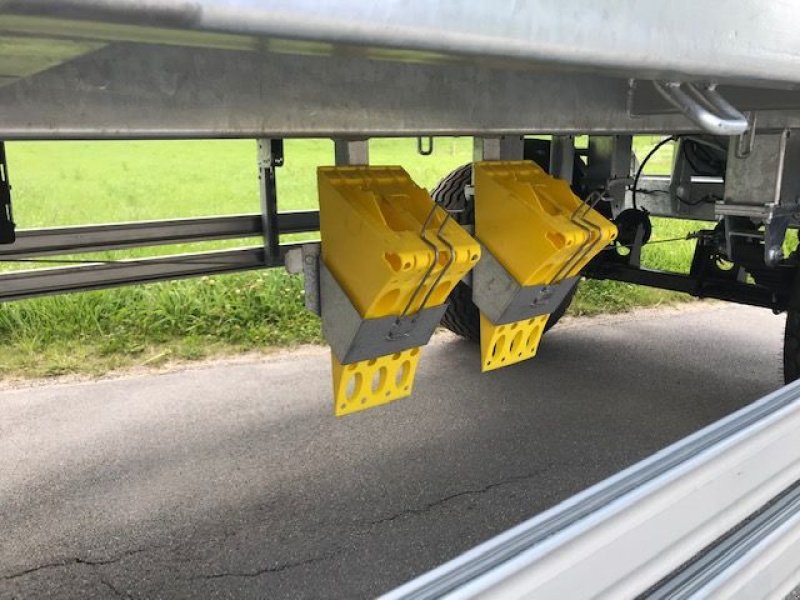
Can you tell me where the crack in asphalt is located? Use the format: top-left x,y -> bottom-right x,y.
189,470 -> 541,581
364,470 -> 543,528
2,472 -> 541,588
0,546 -> 155,582
190,551 -> 338,580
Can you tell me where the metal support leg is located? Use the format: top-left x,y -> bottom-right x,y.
0,142 -> 15,244
258,138 -> 283,262
549,135 -> 576,184
473,136 -> 524,162
334,139 -> 369,166
587,135 -> 633,216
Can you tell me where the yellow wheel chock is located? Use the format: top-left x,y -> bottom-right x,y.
472,161 -> 617,372
318,166 -> 480,415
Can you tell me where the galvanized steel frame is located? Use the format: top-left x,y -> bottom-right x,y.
4,2 -> 800,138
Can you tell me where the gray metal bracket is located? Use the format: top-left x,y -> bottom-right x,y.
257,138 -> 284,262
318,263 -> 447,364
717,202 -> 800,267
586,136 -> 633,216
333,138 -> 369,166
471,246 -> 578,325
718,129 -> 800,266
285,243 -> 323,315
473,136 -> 525,161
287,245 -> 446,361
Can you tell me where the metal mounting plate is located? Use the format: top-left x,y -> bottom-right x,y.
471,247 -> 579,325
320,262 -> 447,365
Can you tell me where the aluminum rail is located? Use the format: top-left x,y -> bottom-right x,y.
383,379 -> 800,599
0,245 -> 300,301
4,1 -> 800,86
0,211 -> 319,259
646,480 -> 800,598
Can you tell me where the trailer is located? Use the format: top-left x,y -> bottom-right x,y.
3,1 -> 800,594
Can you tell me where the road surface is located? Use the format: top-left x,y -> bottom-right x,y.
0,303 -> 787,599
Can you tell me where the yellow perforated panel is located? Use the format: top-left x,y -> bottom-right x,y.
479,314 -> 549,372
332,347 -> 422,416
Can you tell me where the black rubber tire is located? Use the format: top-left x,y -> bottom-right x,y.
784,309 -> 800,384
432,157 -> 578,342
783,260 -> 800,384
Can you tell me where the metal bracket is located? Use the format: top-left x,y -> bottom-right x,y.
549,135 -> 576,184
333,138 -> 369,166
628,223 -> 646,268
653,81 -> 749,136
285,242 -> 322,315
0,142 -> 15,244
417,136 -> 433,156
735,112 -> 758,158
319,262 -> 447,364
586,136 -> 632,215
258,138 -> 284,262
473,136 -> 524,162
472,247 -> 579,325
717,202 -> 800,267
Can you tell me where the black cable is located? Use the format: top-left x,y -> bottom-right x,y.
676,193 -> 722,207
602,231 -> 701,251
632,136 -> 677,210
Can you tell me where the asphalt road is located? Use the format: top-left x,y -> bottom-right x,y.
0,303 -> 788,599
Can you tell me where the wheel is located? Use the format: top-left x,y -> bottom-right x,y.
784,309 -> 800,384
783,258 -> 800,384
432,140 -> 580,341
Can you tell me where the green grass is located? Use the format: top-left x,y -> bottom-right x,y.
0,136 -> 695,379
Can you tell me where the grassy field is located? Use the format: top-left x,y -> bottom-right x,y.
0,137 -> 696,379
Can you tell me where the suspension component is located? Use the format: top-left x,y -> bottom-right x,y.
471,161 -> 617,371
318,166 -> 480,415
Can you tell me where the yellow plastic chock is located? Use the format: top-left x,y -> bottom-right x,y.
474,161 -> 616,372
319,166 -> 481,415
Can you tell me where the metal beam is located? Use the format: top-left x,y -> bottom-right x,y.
4,1 -> 800,87
4,43 -> 800,139
0,245 -> 304,301
0,211 -> 320,259
585,261 -> 788,310
385,378 -> 800,599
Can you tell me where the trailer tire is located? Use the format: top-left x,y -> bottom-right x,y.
432,148 -> 577,342
784,309 -> 800,384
